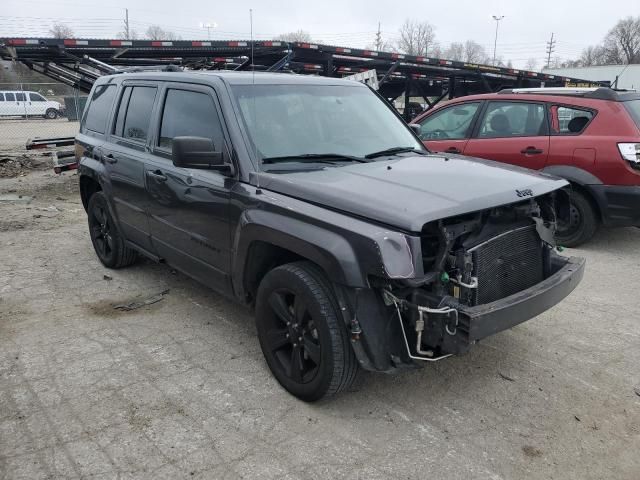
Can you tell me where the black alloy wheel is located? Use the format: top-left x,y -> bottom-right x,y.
87,192 -> 137,268
255,262 -> 358,401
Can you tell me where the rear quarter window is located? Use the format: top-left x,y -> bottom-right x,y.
550,105 -> 594,134
83,84 -> 117,134
624,100 -> 640,128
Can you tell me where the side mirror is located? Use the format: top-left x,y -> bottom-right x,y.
172,136 -> 228,171
409,123 -> 421,135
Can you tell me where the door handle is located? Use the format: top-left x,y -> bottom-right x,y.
147,170 -> 167,182
521,147 -> 544,155
104,153 -> 117,164
445,147 -> 462,154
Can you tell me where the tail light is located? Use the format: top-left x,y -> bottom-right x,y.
618,143 -> 640,169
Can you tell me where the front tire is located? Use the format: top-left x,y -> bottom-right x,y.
45,108 -> 58,119
556,189 -> 598,247
255,262 -> 358,401
87,192 -> 137,268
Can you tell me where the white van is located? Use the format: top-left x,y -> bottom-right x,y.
0,91 -> 64,119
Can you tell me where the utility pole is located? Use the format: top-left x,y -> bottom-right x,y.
545,32 -> 556,69
374,22 -> 382,51
199,22 -> 217,40
492,15 -> 504,66
123,8 -> 130,39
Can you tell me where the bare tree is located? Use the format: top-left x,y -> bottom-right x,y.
463,40 -> 489,63
396,19 -> 437,56
276,30 -> 313,43
49,23 -> 74,39
604,16 -> 640,64
568,16 -> 640,66
442,40 -> 489,63
525,58 -> 538,71
443,42 -> 464,61
117,29 -> 138,40
145,25 -> 180,41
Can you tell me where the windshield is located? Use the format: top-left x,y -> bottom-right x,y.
231,84 -> 424,162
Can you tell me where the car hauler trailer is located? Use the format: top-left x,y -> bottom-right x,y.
1,37 -> 607,120
1,37 -> 608,163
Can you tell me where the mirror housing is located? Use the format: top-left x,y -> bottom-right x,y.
172,136 -> 229,171
408,123 -> 421,135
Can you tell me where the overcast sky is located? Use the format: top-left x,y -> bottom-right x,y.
2,0 -> 636,68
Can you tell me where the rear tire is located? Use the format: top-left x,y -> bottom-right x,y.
255,261 -> 359,401
45,109 -> 58,119
555,189 -> 598,247
87,192 -> 137,268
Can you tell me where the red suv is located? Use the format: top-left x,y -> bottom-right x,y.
413,88 -> 640,246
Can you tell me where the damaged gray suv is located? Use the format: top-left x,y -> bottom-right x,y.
76,72 -> 585,401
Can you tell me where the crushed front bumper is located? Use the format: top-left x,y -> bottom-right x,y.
416,255 -> 586,355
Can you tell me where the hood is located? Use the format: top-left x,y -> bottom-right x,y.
255,154 -> 568,232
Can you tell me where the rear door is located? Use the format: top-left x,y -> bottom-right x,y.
102,82 -> 158,252
14,92 -> 28,117
144,82 -> 234,293
416,102 -> 481,154
463,100 -> 550,170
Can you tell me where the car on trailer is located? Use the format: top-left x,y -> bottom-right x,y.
75,71 -> 585,401
412,87 -> 640,246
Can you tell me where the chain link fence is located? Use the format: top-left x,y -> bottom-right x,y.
0,81 -> 87,154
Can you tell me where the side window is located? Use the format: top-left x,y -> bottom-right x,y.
5,93 -> 15,102
478,102 -> 546,138
418,103 -> 480,140
122,86 -> 156,142
15,92 -> 26,101
158,89 -> 224,150
0,93 -> 4,101
29,93 -> 45,102
550,105 -> 593,134
84,84 -> 117,134
113,86 -> 133,137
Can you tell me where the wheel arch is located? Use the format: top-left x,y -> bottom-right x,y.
541,165 -> 604,222
79,174 -> 102,212
232,211 -> 369,303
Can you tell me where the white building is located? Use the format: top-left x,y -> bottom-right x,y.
543,64 -> 640,90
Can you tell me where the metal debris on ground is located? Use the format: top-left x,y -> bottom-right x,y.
0,193 -> 33,204
103,274 -> 112,281
113,289 -> 170,311
498,371 -> 516,382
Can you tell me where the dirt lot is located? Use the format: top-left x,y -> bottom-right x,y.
1,169 -> 639,479
0,118 -> 79,152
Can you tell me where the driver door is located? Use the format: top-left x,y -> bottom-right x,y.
416,102 -> 481,155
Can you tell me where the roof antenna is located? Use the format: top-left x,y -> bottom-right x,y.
250,8 -> 262,194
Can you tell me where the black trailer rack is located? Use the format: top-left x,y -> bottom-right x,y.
1,37 -> 608,119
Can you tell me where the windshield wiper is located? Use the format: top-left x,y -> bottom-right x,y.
364,146 -> 429,159
262,153 -> 370,164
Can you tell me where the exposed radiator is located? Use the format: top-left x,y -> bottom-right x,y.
469,225 -> 544,305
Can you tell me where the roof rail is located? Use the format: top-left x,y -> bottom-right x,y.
113,65 -> 183,74
498,86 -> 622,100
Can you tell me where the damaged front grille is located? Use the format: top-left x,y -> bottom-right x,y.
469,225 -> 544,305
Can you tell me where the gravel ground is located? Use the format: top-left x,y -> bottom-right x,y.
0,118 -> 79,152
1,170 -> 639,479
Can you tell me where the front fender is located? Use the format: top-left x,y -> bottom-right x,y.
231,206 -> 424,296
